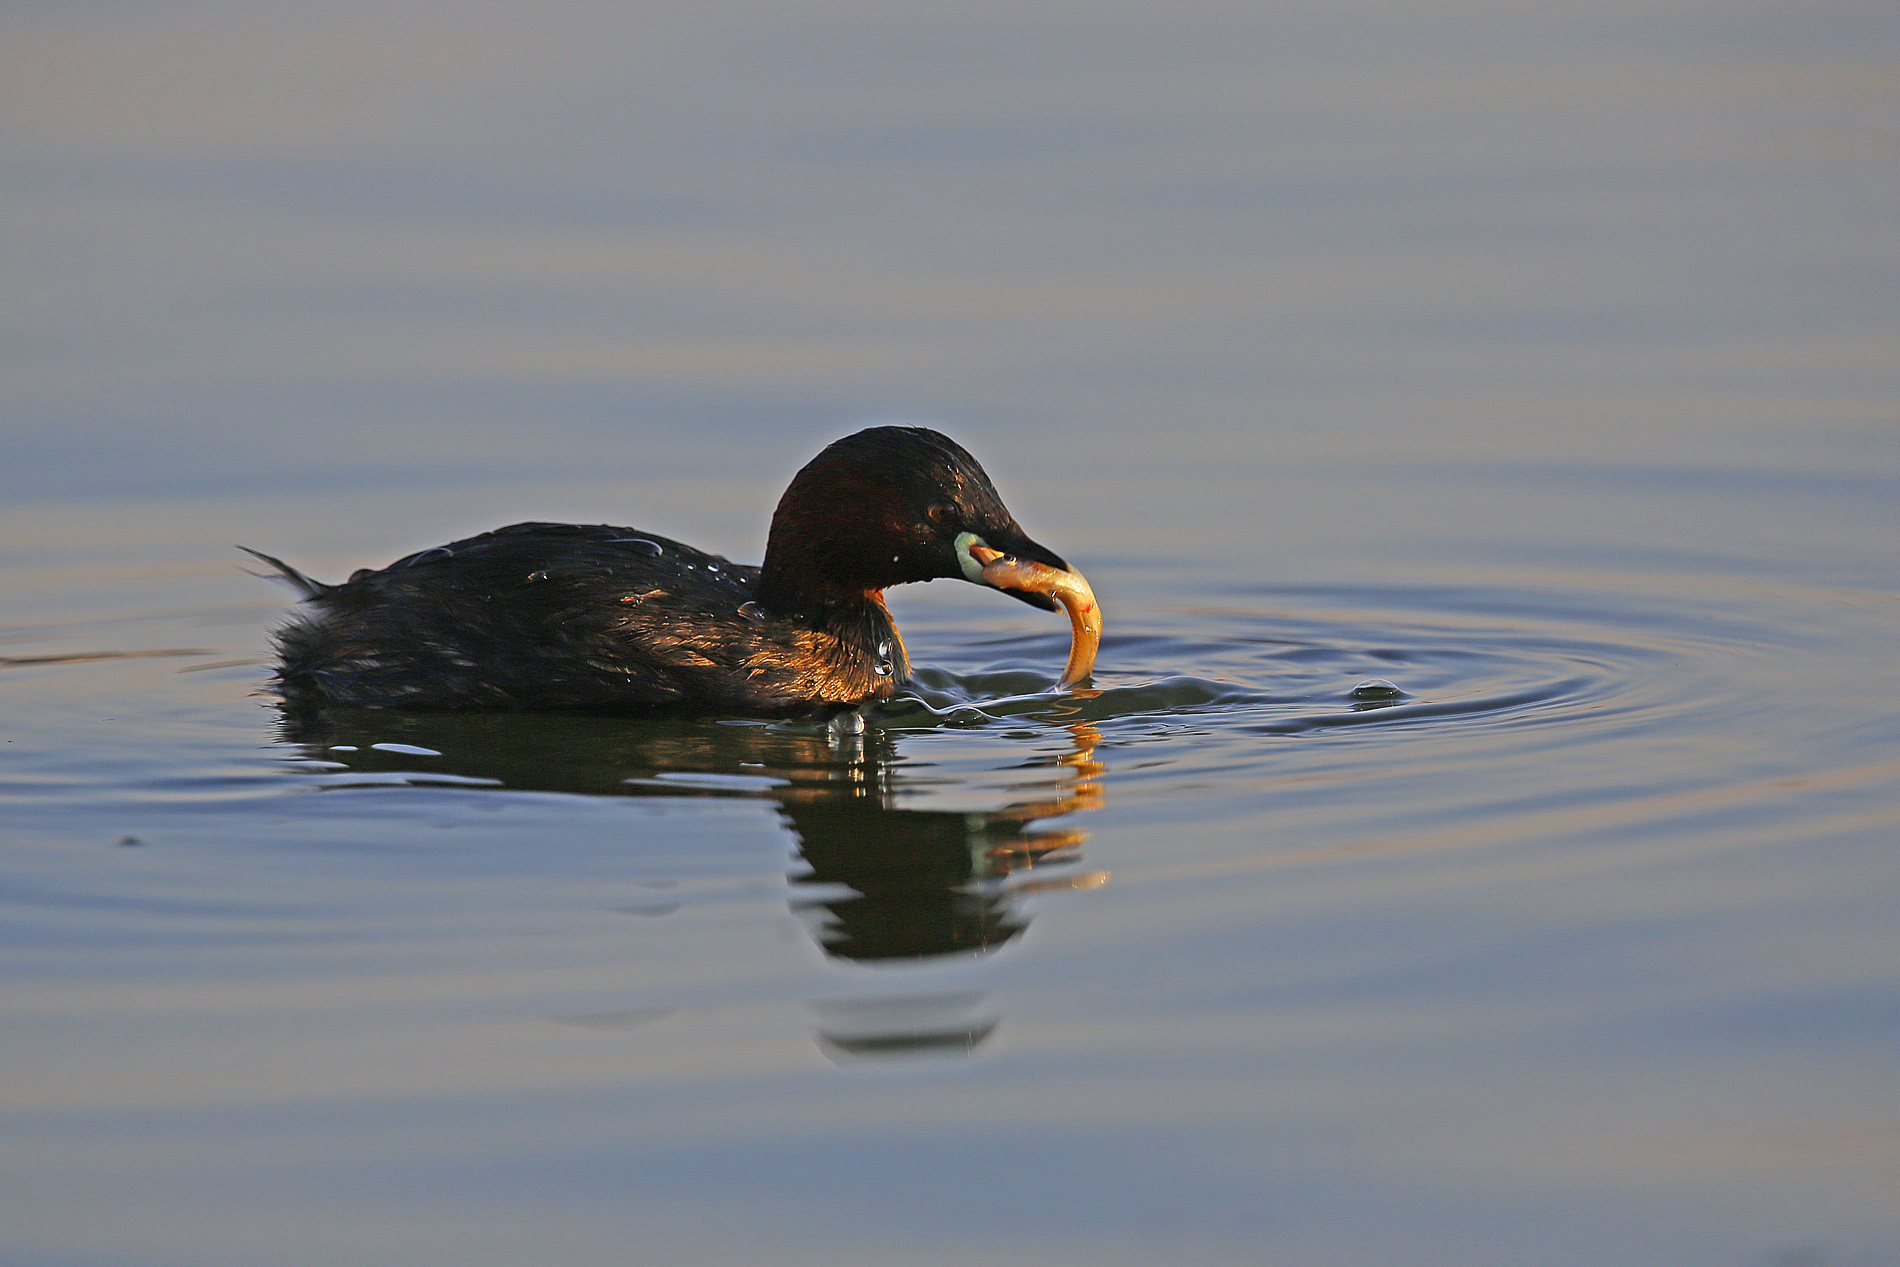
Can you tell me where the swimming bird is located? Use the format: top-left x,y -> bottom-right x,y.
245,426 -> 1100,714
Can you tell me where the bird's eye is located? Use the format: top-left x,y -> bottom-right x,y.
927,500 -> 959,526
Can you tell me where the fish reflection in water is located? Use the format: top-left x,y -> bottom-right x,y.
278,705 -> 1107,1060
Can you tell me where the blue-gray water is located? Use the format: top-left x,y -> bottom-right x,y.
4,3 -> 1898,1265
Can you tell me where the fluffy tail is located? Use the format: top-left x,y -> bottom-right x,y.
237,546 -> 332,599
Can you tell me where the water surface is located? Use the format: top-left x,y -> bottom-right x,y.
3,3 -> 1898,1265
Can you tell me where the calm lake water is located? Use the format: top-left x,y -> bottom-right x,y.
4,3 -> 1898,1265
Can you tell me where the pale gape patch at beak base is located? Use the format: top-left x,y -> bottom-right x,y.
954,532 -> 990,583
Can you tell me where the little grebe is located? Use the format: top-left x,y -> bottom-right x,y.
246,426 -> 1100,714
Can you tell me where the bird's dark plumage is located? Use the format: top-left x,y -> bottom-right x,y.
249,427 -> 1086,715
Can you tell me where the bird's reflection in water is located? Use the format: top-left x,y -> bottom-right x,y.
279,704 -> 1106,1061
792,715 -> 1104,1061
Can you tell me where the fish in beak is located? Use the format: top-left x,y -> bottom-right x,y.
954,532 -> 1101,689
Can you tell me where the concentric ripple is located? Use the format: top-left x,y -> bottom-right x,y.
889,580 -> 1789,765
